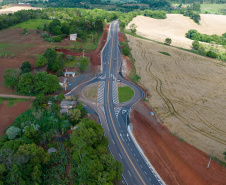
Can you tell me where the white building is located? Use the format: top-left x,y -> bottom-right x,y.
70,34 -> 77,41
64,72 -> 75,77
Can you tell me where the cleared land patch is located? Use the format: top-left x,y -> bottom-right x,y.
0,27 -> 72,94
11,19 -> 52,30
127,34 -> 226,161
82,82 -> 99,102
127,14 -> 226,50
0,6 -> 41,15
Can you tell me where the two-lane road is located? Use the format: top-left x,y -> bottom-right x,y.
66,20 -> 164,185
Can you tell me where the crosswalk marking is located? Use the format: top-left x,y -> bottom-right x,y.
97,81 -> 105,103
112,75 -> 119,104
114,107 -> 121,118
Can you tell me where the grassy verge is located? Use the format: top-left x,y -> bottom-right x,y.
11,19 -> 52,30
0,97 -> 29,107
170,132 -> 184,142
120,36 -> 141,83
118,86 -> 134,103
211,156 -> 226,168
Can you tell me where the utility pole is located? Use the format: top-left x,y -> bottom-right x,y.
207,150 -> 215,168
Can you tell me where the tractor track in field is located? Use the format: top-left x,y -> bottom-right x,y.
136,40 -> 226,145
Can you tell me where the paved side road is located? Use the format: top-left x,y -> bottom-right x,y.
0,94 -> 35,99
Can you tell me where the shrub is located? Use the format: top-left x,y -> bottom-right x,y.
21,61 -> 31,74
165,38 -> 172,45
192,40 -> 200,50
53,36 -> 62,42
36,55 -> 48,67
206,50 -> 217,58
6,126 -> 21,140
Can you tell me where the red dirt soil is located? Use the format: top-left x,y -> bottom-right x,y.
56,24 -> 110,68
119,32 -> 226,185
131,101 -> 226,185
0,101 -> 31,137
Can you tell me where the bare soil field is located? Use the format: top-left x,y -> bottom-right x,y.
127,14 -> 226,49
0,100 -> 31,137
131,101 -> 226,185
127,34 -> 226,161
0,28 -> 73,94
0,6 -> 41,15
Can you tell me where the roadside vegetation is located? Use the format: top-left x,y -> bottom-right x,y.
118,86 -> 134,103
120,38 -> 141,84
0,95 -> 123,184
0,97 -> 29,107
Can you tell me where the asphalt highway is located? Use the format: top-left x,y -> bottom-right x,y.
66,20 -> 164,185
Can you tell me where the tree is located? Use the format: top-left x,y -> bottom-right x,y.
192,40 -> 200,50
48,19 -> 61,34
192,2 -> 201,12
17,73 -> 34,95
36,55 -> 48,67
32,94 -> 47,108
79,57 -> 89,72
56,93 -> 65,102
129,23 -> 137,34
48,56 -> 63,72
6,164 -> 25,185
165,38 -> 172,45
6,126 -> 21,140
3,68 -> 20,88
69,109 -> 81,122
94,18 -> 103,33
43,48 -> 58,63
21,61 -> 31,75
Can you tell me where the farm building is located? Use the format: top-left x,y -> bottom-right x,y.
60,101 -> 77,109
70,34 -> 77,41
60,100 -> 77,114
64,72 -> 75,77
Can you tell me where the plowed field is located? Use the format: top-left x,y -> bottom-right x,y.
127,34 -> 226,161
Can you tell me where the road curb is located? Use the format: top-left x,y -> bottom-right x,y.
128,124 -> 166,185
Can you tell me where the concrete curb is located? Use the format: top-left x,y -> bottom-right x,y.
128,124 -> 166,185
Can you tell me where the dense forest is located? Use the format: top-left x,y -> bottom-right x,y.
0,96 -> 123,184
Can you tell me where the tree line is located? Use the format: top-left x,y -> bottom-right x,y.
186,29 -> 226,45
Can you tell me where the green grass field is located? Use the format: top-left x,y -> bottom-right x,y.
11,19 -> 52,30
118,86 -> 134,103
172,3 -> 226,15
0,97 -> 29,107
201,4 -> 226,14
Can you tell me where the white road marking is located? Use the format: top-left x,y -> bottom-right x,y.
119,154 -> 122,159
128,170 -> 132,177
112,139 -> 115,144
120,134 -> 124,141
